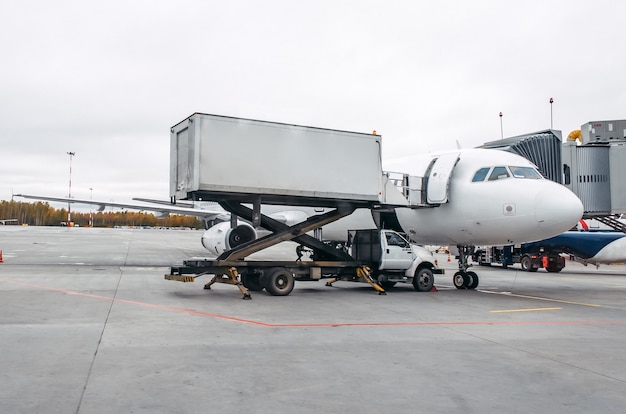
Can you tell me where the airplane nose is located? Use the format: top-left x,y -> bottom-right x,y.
535,183 -> 584,238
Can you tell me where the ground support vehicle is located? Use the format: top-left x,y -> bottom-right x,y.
473,245 -> 565,273
165,114 -> 443,297
166,224 -> 443,299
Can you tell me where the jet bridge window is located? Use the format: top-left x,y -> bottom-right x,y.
488,166 -> 510,181
472,167 -> 490,182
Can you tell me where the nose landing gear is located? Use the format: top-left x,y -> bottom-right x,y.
453,245 -> 479,290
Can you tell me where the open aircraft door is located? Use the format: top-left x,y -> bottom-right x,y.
426,152 -> 460,204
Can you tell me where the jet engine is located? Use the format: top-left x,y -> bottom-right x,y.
201,221 -> 257,255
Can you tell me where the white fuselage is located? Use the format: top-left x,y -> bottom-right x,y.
320,149 -> 583,246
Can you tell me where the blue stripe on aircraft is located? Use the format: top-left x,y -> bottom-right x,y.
522,232 -> 625,259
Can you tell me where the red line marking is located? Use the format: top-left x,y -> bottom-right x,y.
3,279 -> 626,328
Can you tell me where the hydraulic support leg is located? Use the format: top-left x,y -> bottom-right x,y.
324,266 -> 386,295
202,267 -> 251,300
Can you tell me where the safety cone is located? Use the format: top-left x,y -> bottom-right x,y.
447,252 -> 451,262
0,250 -> 3,263
430,285 -> 438,292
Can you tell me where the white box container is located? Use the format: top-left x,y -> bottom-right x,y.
170,113 -> 384,206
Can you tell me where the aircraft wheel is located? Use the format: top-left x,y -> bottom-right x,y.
453,271 -> 469,289
241,273 -> 264,291
520,255 -> 533,272
467,271 -> 479,289
413,267 -> 434,292
264,267 -> 295,296
545,265 -> 562,273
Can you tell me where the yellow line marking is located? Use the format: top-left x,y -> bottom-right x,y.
481,290 -> 602,307
490,307 -> 562,313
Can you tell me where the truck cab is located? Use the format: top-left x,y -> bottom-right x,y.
350,229 -> 443,291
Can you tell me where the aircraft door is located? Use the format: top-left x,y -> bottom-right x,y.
379,231 -> 414,270
426,152 -> 460,204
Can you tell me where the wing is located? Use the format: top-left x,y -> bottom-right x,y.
14,194 -> 227,220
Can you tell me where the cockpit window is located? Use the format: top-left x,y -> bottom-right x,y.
488,166 -> 510,181
472,167 -> 490,182
473,165 -> 543,182
509,166 -> 542,179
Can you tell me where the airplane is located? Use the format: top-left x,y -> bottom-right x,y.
0,219 -> 18,225
15,147 -> 584,289
522,231 -> 626,267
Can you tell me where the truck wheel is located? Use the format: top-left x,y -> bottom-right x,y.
520,255 -> 533,272
379,281 -> 397,289
545,265 -> 562,273
413,267 -> 434,292
264,267 -> 295,296
241,273 -> 264,291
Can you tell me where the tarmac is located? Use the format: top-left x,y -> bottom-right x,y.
1,225 -> 626,413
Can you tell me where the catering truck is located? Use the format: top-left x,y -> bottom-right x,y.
165,113 -> 443,298
167,228 -> 443,298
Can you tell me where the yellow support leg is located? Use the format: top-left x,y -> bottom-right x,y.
356,266 -> 386,295
227,267 -> 252,300
203,275 -> 217,290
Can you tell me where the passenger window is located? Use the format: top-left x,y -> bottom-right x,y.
472,167 -> 490,182
488,166 -> 509,181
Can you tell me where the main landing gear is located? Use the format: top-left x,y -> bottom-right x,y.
453,245 -> 479,290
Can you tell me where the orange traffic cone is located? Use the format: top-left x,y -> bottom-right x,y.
0,250 -> 3,263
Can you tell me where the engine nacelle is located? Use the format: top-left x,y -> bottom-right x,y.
201,221 -> 257,255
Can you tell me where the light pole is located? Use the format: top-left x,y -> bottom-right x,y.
89,187 -> 93,227
499,112 -> 503,139
67,151 -> 75,226
549,97 -> 554,129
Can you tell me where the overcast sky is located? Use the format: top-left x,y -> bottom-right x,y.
2,0 -> 625,209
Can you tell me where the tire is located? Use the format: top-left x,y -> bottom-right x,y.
241,273 -> 264,291
413,267 -> 434,292
263,267 -> 295,296
379,281 -> 397,290
466,271 -> 479,289
520,255 -> 533,272
453,271 -> 468,289
545,266 -> 562,273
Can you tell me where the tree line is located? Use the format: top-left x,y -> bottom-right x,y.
0,200 -> 203,228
